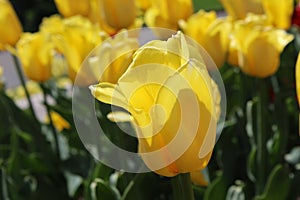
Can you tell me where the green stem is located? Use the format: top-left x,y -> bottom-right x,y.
12,54 -> 38,122
256,79 -> 268,194
40,83 -> 61,160
171,173 -> 195,200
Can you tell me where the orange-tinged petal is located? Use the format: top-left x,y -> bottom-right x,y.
190,171 -> 209,186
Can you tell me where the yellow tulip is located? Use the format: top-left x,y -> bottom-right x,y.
220,0 -> 264,19
90,32 -> 218,177
296,53 -> 300,106
296,53 -> 300,136
54,0 -> 90,17
17,33 -> 53,82
232,21 -> 293,77
100,0 -> 137,30
190,171 -> 208,186
88,31 -> 139,84
180,10 -> 231,67
49,111 -> 71,132
48,16 -> 107,83
0,0 -> 22,50
135,0 -> 152,10
39,15 -> 64,34
261,0 -> 293,30
145,0 -> 193,30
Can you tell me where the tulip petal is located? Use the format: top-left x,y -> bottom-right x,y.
89,83 -> 130,111
138,59 -> 217,176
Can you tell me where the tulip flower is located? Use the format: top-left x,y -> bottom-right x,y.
227,14 -> 269,66
232,21 -> 293,78
54,0 -> 90,17
17,33 -> 54,82
135,0 -> 152,11
220,0 -> 264,20
180,10 -> 232,67
47,16 -> 107,83
88,31 -> 139,84
49,111 -> 71,132
296,53 -> 300,136
100,0 -> 137,30
296,53 -> 300,106
0,0 -> 22,50
261,0 -> 294,30
145,0 -> 193,30
90,32 -> 219,177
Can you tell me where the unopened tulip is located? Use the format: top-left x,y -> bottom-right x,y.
296,53 -> 300,106
17,33 -> 53,82
88,31 -> 139,84
54,0 -> 90,17
233,21 -> 293,77
90,32 -> 219,177
0,0 -> 22,50
52,16 -> 108,83
180,10 -> 231,67
145,0 -> 193,29
261,0 -> 293,29
220,0 -> 264,19
100,0 -> 137,30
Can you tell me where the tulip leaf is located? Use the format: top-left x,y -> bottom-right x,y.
247,147 -> 257,182
246,99 -> 257,145
121,173 -> 154,200
90,178 -> 121,200
254,165 -> 290,200
204,174 -> 228,200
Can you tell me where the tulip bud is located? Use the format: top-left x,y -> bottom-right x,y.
17,33 -> 53,82
54,0 -> 90,17
100,0 -> 137,30
220,0 -> 264,19
296,53 -> 300,106
261,0 -> 293,30
232,21 -> 293,77
180,10 -> 231,68
145,0 -> 193,29
0,0 -> 22,50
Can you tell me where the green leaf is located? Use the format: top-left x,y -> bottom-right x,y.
204,174 -> 228,200
193,0 -> 223,11
247,147 -> 257,182
90,178 -> 121,200
254,165 -> 290,200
